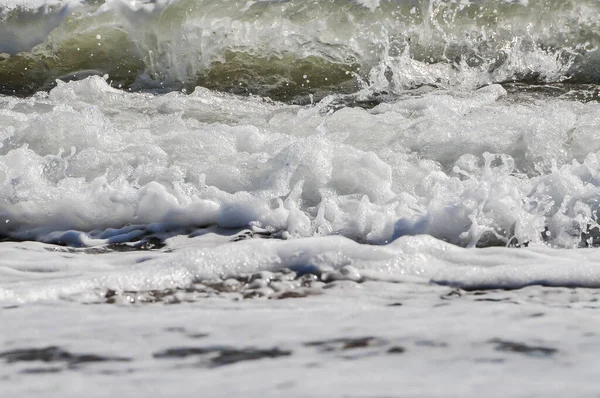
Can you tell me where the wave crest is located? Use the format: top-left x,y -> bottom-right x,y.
1,0 -> 599,99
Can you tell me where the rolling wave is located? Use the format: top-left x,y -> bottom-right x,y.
1,0 -> 599,100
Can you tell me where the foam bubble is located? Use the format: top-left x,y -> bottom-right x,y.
4,233 -> 600,303
2,76 -> 600,249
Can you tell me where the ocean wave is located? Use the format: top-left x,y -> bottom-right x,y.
1,0 -> 600,99
2,76 -> 600,249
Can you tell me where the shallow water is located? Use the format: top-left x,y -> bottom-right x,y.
4,278 -> 600,397
2,0 -> 600,396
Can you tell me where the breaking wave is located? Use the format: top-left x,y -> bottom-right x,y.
1,0 -> 600,100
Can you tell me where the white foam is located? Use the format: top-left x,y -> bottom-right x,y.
1,0 -> 76,10
1,77 -> 600,248
4,233 -> 600,304
4,276 -> 600,398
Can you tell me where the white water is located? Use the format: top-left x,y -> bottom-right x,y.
4,233 -> 600,304
0,75 -> 599,304
2,77 -> 600,249
3,1 -> 600,396
4,281 -> 600,398
2,0 -> 600,96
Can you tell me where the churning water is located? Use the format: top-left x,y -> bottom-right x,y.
2,2 -> 600,396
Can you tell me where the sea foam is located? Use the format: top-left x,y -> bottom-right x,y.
1,76 -> 600,249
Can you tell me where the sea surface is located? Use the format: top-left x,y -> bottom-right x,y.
2,0 -> 600,396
